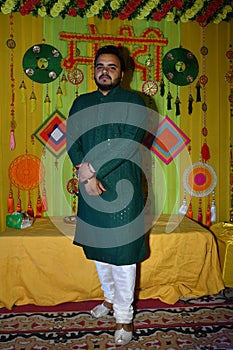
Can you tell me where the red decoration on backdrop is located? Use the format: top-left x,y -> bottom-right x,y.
60,25 -> 168,82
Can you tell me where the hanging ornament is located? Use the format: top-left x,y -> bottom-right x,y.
22,43 -> 63,84
61,73 -> 68,96
67,66 -> 84,98
7,14 -> 16,151
30,82 -> 37,113
36,189 -> 43,218
66,171 -> 79,214
19,74 -> 26,104
211,194 -> 216,223
41,185 -> 48,213
142,80 -> 158,97
16,190 -> 22,212
178,193 -> 188,215
175,95 -> 181,116
44,84 -> 51,116
198,198 -> 203,224
160,78 -> 165,96
167,88 -> 172,110
182,162 -> 217,198
8,187 -> 15,213
56,78 -> 63,108
27,192 -> 34,217
188,93 -> 194,115
200,26 -> 211,164
187,201 -> 193,219
162,48 -> 199,87
195,79 -> 201,102
205,198 -> 211,227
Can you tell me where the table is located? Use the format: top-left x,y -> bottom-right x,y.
0,215 -> 224,309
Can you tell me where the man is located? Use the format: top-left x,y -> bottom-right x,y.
66,45 -> 148,346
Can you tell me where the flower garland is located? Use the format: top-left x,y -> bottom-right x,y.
1,0 -> 17,14
0,0 -> 232,24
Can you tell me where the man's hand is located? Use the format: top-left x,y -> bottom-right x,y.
84,177 -> 107,196
77,162 -> 95,183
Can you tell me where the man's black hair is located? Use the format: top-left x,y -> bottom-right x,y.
94,45 -> 126,72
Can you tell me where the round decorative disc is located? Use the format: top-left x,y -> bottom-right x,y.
162,48 -> 199,86
8,154 -> 45,191
66,178 -> 79,195
67,67 -> 84,85
182,162 -> 217,197
142,80 -> 158,96
22,44 -> 63,84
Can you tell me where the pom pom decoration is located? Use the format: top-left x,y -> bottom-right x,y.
10,130 -> 15,150
201,142 -> 210,162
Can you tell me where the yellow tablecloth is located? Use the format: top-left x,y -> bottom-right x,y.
0,215 -> 224,310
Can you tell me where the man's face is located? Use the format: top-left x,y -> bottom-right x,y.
94,53 -> 123,94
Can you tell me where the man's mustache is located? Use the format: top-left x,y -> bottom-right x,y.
99,74 -> 111,79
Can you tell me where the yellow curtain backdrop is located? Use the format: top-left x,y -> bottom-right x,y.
0,14 -> 232,231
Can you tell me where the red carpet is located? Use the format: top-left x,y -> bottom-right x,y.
0,289 -> 233,349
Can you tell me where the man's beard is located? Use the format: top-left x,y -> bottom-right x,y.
94,76 -> 121,91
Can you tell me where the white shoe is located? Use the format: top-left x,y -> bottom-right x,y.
90,303 -> 112,318
115,328 -> 133,346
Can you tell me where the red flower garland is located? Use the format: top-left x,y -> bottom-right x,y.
77,0 -> 86,9
20,0 -> 41,15
118,0 -> 142,20
152,0 -> 182,21
197,0 -> 223,24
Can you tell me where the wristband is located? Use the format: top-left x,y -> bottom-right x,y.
87,162 -> 96,174
82,173 -> 95,184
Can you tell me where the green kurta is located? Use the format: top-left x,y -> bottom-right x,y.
67,85 -> 148,265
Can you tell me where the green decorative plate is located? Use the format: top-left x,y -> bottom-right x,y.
22,44 -> 63,84
162,48 -> 199,86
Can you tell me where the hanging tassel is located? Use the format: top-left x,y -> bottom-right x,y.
10,130 -> 15,150
196,80 -> 201,102
36,194 -> 43,218
175,96 -> 181,116
56,86 -> 63,108
8,187 -> 15,213
30,91 -> 37,113
188,94 -> 194,115
201,141 -> 210,162
198,199 -> 203,223
205,202 -> 211,227
44,93 -> 51,116
61,73 -> 67,96
178,196 -> 188,215
19,80 -> 26,104
211,199 -> 216,223
167,91 -> 172,110
27,195 -> 34,218
42,186 -> 48,212
16,192 -> 22,212
160,78 -> 165,97
187,202 -> 193,219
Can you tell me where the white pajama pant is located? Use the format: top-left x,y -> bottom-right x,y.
94,261 -> 136,324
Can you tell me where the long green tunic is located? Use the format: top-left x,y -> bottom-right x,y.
67,85 -> 148,265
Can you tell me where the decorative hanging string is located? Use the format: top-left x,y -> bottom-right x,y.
225,43 -> 233,221
200,26 -> 210,163
7,14 -> 16,151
